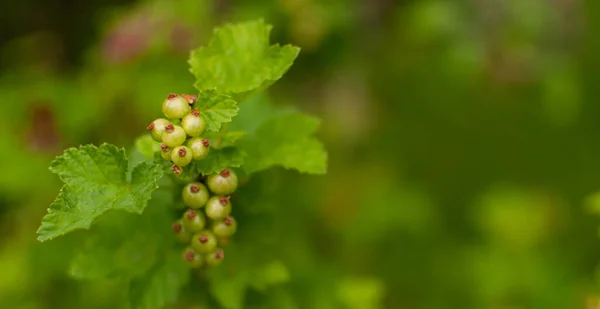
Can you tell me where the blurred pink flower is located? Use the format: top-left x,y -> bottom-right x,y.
101,11 -> 157,64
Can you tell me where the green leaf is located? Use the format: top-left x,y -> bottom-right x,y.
68,189 -> 174,280
69,228 -> 158,280
189,20 -> 300,93
195,89 -> 239,132
241,114 -> 327,175
130,253 -> 190,309
205,131 -> 249,148
135,134 -> 161,159
37,144 -> 163,242
195,147 -> 246,175
228,94 -> 295,133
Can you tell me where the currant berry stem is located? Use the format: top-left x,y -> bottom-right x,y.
212,122 -> 230,149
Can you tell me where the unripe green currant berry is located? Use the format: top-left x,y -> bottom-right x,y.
162,124 -> 187,147
212,216 -> 237,237
183,247 -> 204,268
191,231 -> 217,254
171,164 -> 183,176
182,209 -> 207,233
162,93 -> 191,119
206,169 -> 238,195
182,182 -> 209,208
160,144 -> 172,161
205,196 -> 232,220
187,137 -> 210,160
171,146 -> 193,167
182,110 -> 206,137
146,118 -> 171,142
172,220 -> 191,244
205,249 -> 225,267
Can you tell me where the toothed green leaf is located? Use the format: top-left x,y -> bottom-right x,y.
189,20 -> 300,94
37,144 -> 163,242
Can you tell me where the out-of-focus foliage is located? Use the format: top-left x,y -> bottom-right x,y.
1,0 -> 600,308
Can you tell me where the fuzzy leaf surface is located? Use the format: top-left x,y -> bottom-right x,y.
37,144 -> 163,242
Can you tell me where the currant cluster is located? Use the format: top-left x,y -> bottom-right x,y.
146,93 -> 209,175
146,94 -> 238,268
172,169 -> 238,268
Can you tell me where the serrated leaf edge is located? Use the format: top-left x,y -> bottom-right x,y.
38,144 -> 164,242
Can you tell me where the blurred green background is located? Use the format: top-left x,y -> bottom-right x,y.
2,0 -> 600,308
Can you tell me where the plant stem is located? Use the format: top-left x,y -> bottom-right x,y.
213,123 -> 230,149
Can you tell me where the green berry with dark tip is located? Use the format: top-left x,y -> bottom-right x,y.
162,124 -> 187,147
182,209 -> 206,233
183,247 -> 204,268
160,144 -> 172,161
182,110 -> 206,137
162,93 -> 191,119
182,182 -> 209,208
212,216 -> 237,237
206,169 -> 238,195
171,164 -> 183,176
171,146 -> 192,167
205,196 -> 232,220
205,248 -> 224,267
187,137 -> 210,160
191,231 -> 217,254
172,220 -> 191,244
147,118 -> 171,142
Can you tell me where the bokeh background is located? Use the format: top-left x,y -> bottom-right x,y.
2,0 -> 600,308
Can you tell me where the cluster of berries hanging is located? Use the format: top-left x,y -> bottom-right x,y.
147,94 -> 238,268
147,93 -> 210,175
174,170 -> 238,268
